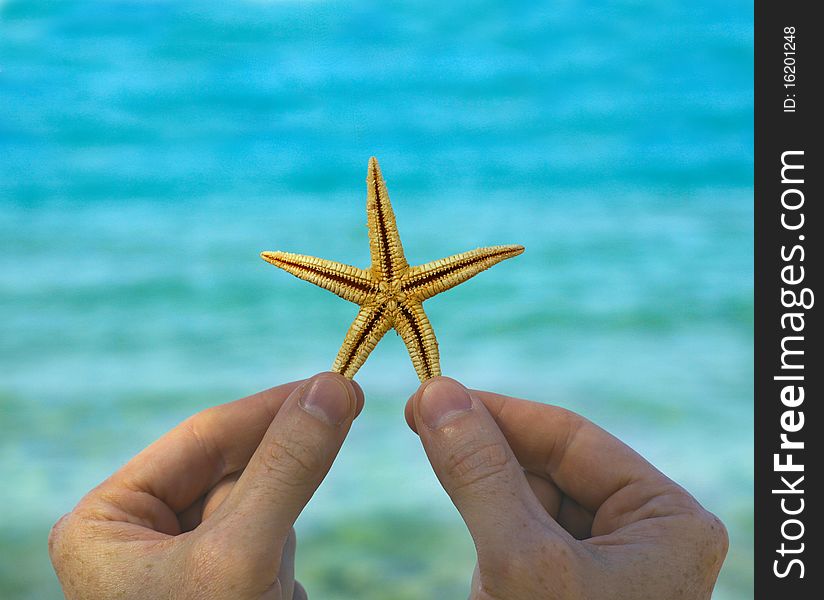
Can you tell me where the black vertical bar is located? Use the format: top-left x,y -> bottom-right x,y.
754,1 -> 820,597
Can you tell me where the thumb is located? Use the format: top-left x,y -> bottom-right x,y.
411,377 -> 564,555
204,372 -> 358,585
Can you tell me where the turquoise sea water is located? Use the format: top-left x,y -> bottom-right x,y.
1,1 -> 752,598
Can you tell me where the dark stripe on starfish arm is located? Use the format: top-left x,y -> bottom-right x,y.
373,173 -> 395,280
278,259 -> 374,293
401,245 -> 523,295
337,304 -> 388,376
397,304 -> 438,380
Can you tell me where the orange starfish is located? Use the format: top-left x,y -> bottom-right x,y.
261,157 -> 524,381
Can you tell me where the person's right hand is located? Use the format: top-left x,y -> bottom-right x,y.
405,377 -> 729,600
49,372 -> 362,600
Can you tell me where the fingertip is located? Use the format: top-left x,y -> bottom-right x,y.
416,376 -> 472,430
407,377 -> 468,432
299,372 -> 357,426
423,376 -> 467,391
350,378 -> 365,418
404,395 -> 417,433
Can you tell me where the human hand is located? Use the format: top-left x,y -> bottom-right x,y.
48,372 -> 362,600
405,377 -> 729,600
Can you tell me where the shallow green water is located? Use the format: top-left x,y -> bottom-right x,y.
1,1 -> 752,598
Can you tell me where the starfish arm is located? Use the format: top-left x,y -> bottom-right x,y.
395,301 -> 441,381
366,157 -> 408,281
400,244 -> 524,301
261,251 -> 375,305
332,303 -> 393,378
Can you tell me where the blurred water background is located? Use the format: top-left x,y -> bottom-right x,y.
0,1 -> 752,598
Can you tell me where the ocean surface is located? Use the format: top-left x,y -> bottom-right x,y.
1,1 -> 752,598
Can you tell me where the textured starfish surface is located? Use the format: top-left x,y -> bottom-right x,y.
261,157 -> 524,381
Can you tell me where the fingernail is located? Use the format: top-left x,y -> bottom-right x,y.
419,378 -> 472,429
299,375 -> 353,425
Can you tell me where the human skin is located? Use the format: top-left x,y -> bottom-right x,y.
49,373 -> 728,599
403,377 -> 730,600
48,372 -> 363,600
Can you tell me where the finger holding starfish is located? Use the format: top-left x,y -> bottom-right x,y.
261,157 -> 524,382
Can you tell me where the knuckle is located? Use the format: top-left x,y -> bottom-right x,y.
700,511 -> 730,564
679,507 -> 730,568
181,412 -> 225,472
261,437 -> 324,486
186,532 -> 224,577
184,535 -> 227,595
47,513 -> 74,562
444,439 -> 510,491
477,545 -> 522,579
185,530 -> 266,596
475,554 -> 536,598
477,541 -> 584,599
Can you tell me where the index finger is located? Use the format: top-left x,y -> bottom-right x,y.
101,382 -> 301,521
406,389 -> 674,516
88,379 -> 363,531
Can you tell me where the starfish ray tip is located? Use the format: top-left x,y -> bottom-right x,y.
481,244 -> 525,259
260,250 -> 281,264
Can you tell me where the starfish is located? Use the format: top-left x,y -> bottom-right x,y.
261,157 -> 524,381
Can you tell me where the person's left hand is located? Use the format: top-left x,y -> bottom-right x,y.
48,372 -> 362,600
